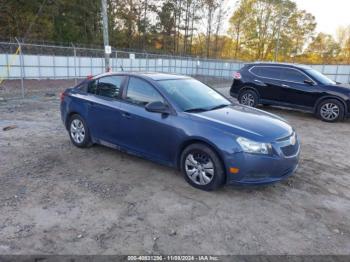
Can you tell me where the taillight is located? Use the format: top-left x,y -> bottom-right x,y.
60,92 -> 65,102
233,72 -> 242,80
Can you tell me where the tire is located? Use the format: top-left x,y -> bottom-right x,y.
68,114 -> 92,148
238,89 -> 259,107
317,99 -> 344,123
180,143 -> 225,191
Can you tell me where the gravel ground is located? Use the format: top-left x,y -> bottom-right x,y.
0,81 -> 350,255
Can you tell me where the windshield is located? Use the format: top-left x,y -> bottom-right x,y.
157,78 -> 231,112
306,69 -> 336,85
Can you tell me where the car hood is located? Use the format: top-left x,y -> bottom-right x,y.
334,83 -> 350,90
333,84 -> 350,92
326,83 -> 350,95
187,104 -> 293,142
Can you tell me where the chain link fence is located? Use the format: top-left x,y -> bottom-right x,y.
1,40 -> 350,99
0,40 -> 244,99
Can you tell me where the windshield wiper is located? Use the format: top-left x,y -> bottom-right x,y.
184,107 -> 210,113
209,104 -> 230,111
184,104 -> 230,113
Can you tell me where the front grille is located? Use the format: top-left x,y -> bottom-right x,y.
277,133 -> 294,142
281,143 -> 299,157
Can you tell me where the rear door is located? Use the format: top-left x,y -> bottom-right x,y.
249,66 -> 284,101
279,68 -> 318,108
87,75 -> 126,145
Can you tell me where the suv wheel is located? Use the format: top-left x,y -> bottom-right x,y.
180,143 -> 225,191
68,114 -> 92,147
317,99 -> 344,123
239,90 -> 258,107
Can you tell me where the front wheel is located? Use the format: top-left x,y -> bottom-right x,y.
180,143 -> 225,191
317,99 -> 344,123
238,90 -> 258,107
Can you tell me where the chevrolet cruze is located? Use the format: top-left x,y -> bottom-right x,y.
60,72 -> 300,191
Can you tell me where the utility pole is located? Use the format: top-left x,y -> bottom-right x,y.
101,0 -> 111,72
274,0 -> 284,62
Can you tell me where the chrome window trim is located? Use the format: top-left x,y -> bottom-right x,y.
248,65 -> 316,85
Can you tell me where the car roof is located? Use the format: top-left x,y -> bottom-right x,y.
93,72 -> 190,81
245,62 -> 312,70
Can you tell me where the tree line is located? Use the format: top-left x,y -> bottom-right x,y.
1,0 -> 350,64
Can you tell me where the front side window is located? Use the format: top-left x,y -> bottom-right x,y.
251,67 -> 283,80
281,69 -> 308,83
96,76 -> 124,99
306,69 -> 336,85
125,77 -> 164,106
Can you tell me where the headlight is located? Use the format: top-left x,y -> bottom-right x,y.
236,137 -> 271,155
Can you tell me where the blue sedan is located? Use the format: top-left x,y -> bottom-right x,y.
60,72 -> 300,191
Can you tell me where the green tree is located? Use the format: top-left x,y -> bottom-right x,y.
337,25 -> 350,64
305,33 -> 341,64
228,0 -> 316,61
228,0 -> 253,59
156,0 -> 176,52
203,0 -> 219,57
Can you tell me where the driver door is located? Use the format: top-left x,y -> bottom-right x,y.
278,68 -> 319,108
119,77 -> 176,164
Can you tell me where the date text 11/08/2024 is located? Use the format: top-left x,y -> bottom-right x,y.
127,255 -> 220,261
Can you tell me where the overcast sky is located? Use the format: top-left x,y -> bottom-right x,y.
294,0 -> 350,37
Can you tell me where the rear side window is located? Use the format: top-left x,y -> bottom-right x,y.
87,80 -> 98,94
96,76 -> 125,99
281,69 -> 308,83
251,66 -> 283,80
75,81 -> 88,92
125,77 -> 164,106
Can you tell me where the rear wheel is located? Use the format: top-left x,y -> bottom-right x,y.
238,89 -> 258,107
180,143 -> 225,191
317,99 -> 344,123
68,114 -> 92,147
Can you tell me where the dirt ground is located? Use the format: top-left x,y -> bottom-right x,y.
0,80 -> 350,255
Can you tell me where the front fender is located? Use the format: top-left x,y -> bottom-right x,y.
175,123 -> 241,170
314,94 -> 349,114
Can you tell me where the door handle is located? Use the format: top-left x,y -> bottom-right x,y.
281,84 -> 290,88
122,112 -> 132,119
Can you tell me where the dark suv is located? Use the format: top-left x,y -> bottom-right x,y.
230,62 -> 350,122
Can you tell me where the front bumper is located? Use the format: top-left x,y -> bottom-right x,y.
230,92 -> 238,98
224,138 -> 300,185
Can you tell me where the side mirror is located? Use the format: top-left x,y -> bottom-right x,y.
145,101 -> 170,114
304,79 -> 315,86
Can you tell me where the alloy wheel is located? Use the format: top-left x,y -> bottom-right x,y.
320,103 -> 340,121
70,119 -> 86,144
185,152 -> 215,185
241,93 -> 255,106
